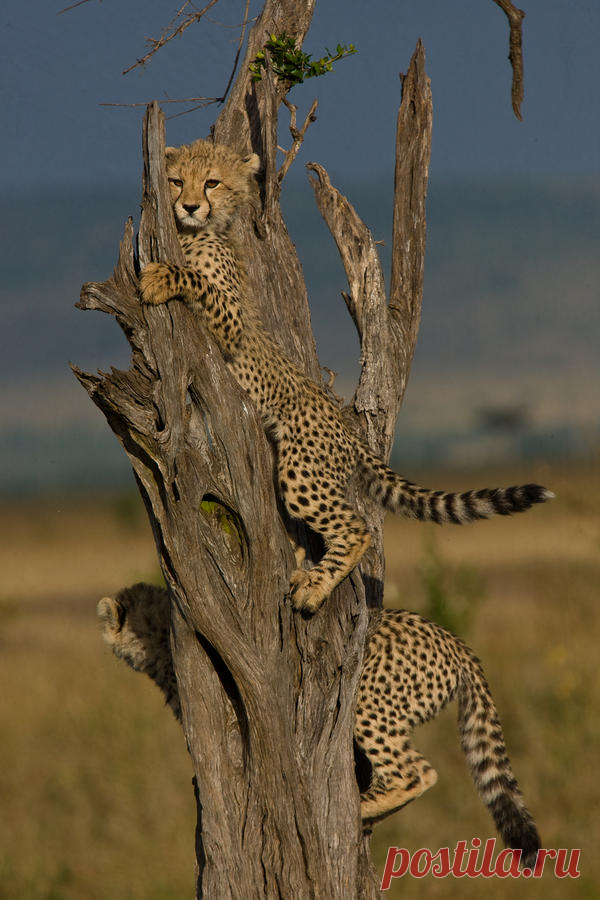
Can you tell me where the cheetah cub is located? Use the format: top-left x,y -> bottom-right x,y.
139,139 -> 553,614
98,583 -> 540,869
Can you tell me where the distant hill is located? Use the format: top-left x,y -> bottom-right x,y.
0,176 -> 598,493
283,174 -> 600,469
282,174 -> 600,380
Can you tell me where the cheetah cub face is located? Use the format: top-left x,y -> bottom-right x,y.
165,140 -> 260,235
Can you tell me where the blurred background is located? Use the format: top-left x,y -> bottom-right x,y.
1,1 -> 598,896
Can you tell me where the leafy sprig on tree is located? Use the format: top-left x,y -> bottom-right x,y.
250,34 -> 356,86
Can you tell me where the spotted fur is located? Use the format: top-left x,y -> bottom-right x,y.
358,609 -> 540,869
98,583 -> 540,868
139,139 -> 553,614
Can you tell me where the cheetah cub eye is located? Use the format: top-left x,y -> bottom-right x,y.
205,179 -> 220,190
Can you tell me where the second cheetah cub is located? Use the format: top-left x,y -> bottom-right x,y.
98,583 -> 541,869
139,139 -> 553,614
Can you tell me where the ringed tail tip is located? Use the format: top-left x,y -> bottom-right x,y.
506,820 -> 542,872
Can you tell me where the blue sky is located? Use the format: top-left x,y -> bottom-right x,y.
2,0 -> 599,190
0,1 -> 598,492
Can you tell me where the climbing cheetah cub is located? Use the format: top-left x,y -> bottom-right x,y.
98,583 -> 540,869
139,138 -> 553,614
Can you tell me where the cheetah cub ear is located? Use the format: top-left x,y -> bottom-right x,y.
241,152 -> 261,175
164,146 -> 178,161
97,596 -> 124,634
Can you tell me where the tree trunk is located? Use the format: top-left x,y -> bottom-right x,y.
74,1 -> 432,892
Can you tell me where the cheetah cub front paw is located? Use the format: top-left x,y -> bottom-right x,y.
139,262 -> 177,306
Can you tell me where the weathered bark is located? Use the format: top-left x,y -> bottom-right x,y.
74,5 -> 431,894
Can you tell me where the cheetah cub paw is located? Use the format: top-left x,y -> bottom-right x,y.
290,569 -> 328,616
139,262 -> 177,306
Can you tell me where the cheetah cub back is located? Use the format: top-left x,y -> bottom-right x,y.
139,138 -> 553,614
98,583 -> 540,869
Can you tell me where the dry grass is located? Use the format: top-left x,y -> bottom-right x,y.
0,492 -> 194,898
0,461 -> 597,897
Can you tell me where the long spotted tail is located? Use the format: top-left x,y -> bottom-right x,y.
457,649 -> 541,870
357,447 -> 554,524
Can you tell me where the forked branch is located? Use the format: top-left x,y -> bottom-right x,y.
278,96 -> 319,183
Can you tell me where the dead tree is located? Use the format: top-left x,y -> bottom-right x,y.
74,1 -> 431,895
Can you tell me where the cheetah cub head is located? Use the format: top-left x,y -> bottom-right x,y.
97,582 -> 170,673
165,139 -> 260,235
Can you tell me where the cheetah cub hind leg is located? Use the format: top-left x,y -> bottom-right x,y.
285,495 -> 371,614
288,519 -> 371,616
359,740 -> 438,825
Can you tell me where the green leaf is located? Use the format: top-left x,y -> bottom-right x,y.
250,34 -> 357,86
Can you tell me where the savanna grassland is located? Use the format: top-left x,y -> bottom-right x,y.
1,460 -> 597,899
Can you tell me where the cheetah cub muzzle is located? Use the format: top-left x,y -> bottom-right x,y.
99,583 -> 541,870
139,138 -> 554,614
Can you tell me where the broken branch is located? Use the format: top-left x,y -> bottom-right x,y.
492,0 -> 526,120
